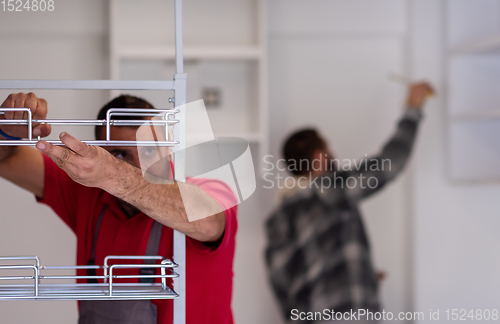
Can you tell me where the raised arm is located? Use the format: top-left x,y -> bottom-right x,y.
35,133 -> 228,243
343,82 -> 434,202
0,93 -> 51,198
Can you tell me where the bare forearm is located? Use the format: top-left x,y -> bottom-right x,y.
0,134 -> 17,162
35,132 -> 226,242
102,160 -> 225,242
0,146 -> 15,162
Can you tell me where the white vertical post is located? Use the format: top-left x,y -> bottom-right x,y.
109,0 -> 120,99
109,0 -> 118,80
175,0 -> 184,74
172,1 -> 186,324
172,75 -> 186,324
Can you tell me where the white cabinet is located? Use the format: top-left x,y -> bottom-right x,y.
447,0 -> 500,182
108,0 -> 268,168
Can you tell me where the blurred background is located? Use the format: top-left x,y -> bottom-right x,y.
1,0 -> 500,323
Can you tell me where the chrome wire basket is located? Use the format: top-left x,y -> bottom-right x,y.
0,255 -> 179,301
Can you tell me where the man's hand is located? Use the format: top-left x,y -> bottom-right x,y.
0,93 -> 51,139
36,131 -> 226,242
406,82 -> 435,109
36,132 -> 120,189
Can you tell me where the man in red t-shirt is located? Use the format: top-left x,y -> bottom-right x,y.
0,93 -> 238,324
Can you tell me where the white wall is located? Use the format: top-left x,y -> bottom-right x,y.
411,1 -> 500,322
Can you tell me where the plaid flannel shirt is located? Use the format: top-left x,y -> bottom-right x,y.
265,108 -> 422,323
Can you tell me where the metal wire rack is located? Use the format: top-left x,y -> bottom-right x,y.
0,255 -> 179,301
0,0 -> 187,322
0,107 -> 180,147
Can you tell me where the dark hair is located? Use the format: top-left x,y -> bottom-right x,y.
95,95 -> 155,139
283,128 -> 326,176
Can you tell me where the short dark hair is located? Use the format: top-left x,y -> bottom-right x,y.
95,95 -> 155,139
283,128 -> 326,176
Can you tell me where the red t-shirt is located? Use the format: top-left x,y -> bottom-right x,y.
36,153 -> 238,324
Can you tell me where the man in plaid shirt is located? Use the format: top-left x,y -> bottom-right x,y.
265,83 -> 433,323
